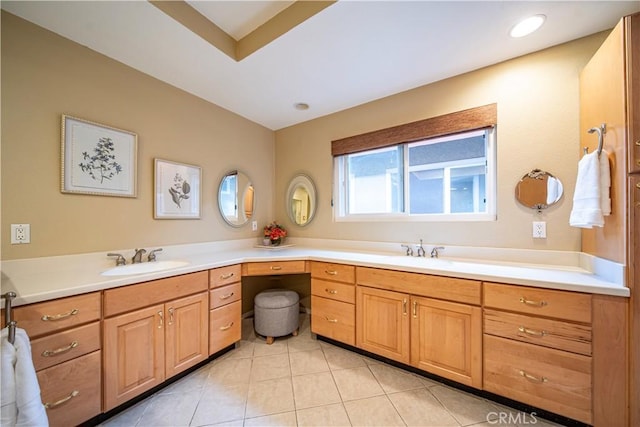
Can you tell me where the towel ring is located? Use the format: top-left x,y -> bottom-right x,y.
584,123 -> 606,156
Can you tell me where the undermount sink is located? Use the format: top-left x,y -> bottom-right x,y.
101,260 -> 190,276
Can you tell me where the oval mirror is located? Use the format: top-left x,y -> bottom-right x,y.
515,169 -> 563,210
286,174 -> 317,226
218,170 -> 254,227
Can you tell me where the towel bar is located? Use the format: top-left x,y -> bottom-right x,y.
2,292 -> 17,344
584,123 -> 606,156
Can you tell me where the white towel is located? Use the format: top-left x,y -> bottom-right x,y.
569,150 -> 611,228
0,328 -> 49,427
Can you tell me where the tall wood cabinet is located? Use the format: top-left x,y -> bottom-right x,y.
103,271 -> 208,410
579,12 -> 639,426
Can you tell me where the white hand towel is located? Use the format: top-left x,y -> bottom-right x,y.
600,150 -> 611,216
1,328 -> 18,427
570,151 -> 604,228
1,328 -> 49,427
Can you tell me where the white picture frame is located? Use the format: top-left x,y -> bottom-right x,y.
154,159 -> 201,219
61,115 -> 137,197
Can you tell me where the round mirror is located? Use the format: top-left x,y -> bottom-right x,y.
286,174 -> 317,226
515,169 -> 563,210
218,170 -> 254,227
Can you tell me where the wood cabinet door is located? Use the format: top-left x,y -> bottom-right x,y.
356,286 -> 410,364
103,304 -> 165,411
410,297 -> 481,388
165,292 -> 209,378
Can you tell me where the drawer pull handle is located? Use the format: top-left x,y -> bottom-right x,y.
220,272 -> 235,280
403,299 -> 408,315
270,266 -> 282,271
158,311 -> 164,329
220,322 -> 234,331
325,289 -> 338,295
518,326 -> 546,337
519,370 -> 547,384
42,341 -> 78,357
519,297 -> 547,308
41,309 -> 79,321
324,270 -> 338,276
220,292 -> 235,300
44,390 -> 79,409
636,140 -> 640,146
168,308 -> 174,326
412,300 -> 417,318
325,316 -> 338,323
636,183 -> 640,189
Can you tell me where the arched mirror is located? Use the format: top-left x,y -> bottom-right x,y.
515,169 -> 563,210
218,170 -> 254,227
286,174 -> 317,226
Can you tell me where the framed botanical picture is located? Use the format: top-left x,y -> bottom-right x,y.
154,159 -> 201,219
61,115 -> 137,197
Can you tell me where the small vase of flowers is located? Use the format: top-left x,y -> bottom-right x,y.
264,221 -> 287,246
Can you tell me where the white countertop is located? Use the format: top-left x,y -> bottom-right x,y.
0,238 -> 629,306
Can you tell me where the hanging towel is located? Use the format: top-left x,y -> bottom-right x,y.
569,150 -> 610,228
0,328 -> 49,427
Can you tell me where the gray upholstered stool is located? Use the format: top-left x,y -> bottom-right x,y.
254,289 -> 300,345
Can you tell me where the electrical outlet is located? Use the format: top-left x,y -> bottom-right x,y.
532,221 -> 546,239
252,221 -> 258,231
11,224 -> 31,244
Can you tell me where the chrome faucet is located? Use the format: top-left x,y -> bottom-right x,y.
430,246 -> 445,258
147,248 -> 163,262
401,244 -> 414,256
416,239 -> 426,257
107,253 -> 126,266
132,248 -> 147,264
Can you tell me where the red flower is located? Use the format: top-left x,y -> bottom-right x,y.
263,221 -> 287,240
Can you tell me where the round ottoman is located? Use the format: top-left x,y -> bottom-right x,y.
254,289 -> 299,344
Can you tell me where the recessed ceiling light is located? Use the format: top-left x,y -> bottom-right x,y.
510,14 -> 546,38
294,102 -> 309,110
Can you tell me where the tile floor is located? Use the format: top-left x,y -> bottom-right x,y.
100,314 -> 562,427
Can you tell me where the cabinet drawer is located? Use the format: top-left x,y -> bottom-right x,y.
12,292 -> 101,338
312,278 -> 355,304
209,264 -> 241,288
310,262 -> 355,284
311,296 -> 354,345
484,335 -> 591,424
242,260 -> 307,276
484,283 -> 592,323
210,282 -> 241,309
37,350 -> 102,427
31,321 -> 101,371
357,267 -> 481,305
484,309 -> 592,356
104,271 -> 208,317
210,300 -> 241,355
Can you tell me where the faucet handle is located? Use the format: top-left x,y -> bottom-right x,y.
430,246 -> 445,258
107,253 -> 126,266
416,239 -> 426,257
148,248 -> 163,262
401,244 -> 414,257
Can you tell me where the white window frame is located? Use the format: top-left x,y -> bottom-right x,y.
333,128 -> 496,222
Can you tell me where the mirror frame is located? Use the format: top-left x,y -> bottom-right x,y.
218,170 -> 255,228
286,174 -> 317,227
515,169 -> 563,211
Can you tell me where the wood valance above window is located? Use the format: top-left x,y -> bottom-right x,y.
331,103 -> 497,157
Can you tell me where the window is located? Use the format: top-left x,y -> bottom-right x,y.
332,104 -> 497,222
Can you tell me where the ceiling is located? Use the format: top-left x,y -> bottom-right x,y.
3,1 -> 639,131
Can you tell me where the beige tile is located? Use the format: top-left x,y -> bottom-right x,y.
292,371 -> 341,410
322,345 -> 367,371
206,357 -> 252,386
136,389 -> 200,426
488,403 -> 563,427
332,366 -> 385,401
159,365 -> 210,395
296,403 -> 352,427
288,334 -> 322,353
290,349 -> 330,376
430,385 -> 500,426
244,411 -> 297,427
368,363 -> 425,393
99,398 -> 150,427
225,340 -> 255,359
250,353 -> 291,382
245,377 -> 295,418
191,383 -> 248,426
388,388 -> 459,426
253,338 -> 289,357
343,395 -> 405,427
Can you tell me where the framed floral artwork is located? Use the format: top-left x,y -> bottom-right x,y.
61,115 -> 138,197
154,159 -> 201,219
